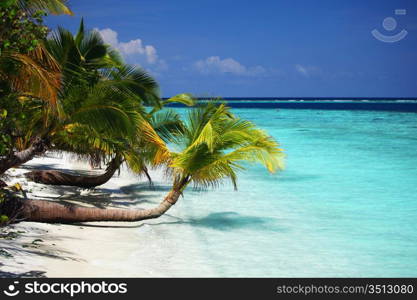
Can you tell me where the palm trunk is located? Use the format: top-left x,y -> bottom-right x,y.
0,138 -> 47,175
25,156 -> 122,188
20,189 -> 181,223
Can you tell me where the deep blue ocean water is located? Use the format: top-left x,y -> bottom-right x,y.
135,104 -> 417,277
166,98 -> 417,113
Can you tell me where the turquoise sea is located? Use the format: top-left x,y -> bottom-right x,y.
131,104 -> 417,277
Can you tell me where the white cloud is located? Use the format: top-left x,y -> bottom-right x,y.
295,64 -> 309,77
295,64 -> 321,78
194,56 -> 266,76
96,28 -> 164,66
97,28 -> 118,47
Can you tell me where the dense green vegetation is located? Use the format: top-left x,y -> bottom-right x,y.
0,0 -> 284,225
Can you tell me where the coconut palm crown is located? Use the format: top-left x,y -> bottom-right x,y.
169,102 -> 285,191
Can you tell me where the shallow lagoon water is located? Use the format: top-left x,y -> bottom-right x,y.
133,108 -> 417,277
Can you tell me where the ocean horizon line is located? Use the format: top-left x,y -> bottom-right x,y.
162,97 -> 417,101
162,97 -> 417,112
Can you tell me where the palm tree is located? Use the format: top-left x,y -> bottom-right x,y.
19,20 -> 195,187
0,44 -> 63,174
19,102 -> 284,223
0,20 -> 161,177
0,0 -> 72,175
45,20 -> 124,90
20,78 -> 162,183
24,91 -> 195,188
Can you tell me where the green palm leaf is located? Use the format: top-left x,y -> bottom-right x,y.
149,109 -> 184,142
169,102 -> 284,190
16,0 -> 73,15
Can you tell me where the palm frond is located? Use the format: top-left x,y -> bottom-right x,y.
138,117 -> 171,165
17,0 -> 73,15
110,65 -> 161,107
0,45 -> 61,107
161,93 -> 196,107
149,109 -> 184,142
169,102 -> 284,190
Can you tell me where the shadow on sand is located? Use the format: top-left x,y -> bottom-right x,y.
0,230 -> 81,278
29,181 -> 173,209
0,270 -> 46,278
74,211 -> 288,233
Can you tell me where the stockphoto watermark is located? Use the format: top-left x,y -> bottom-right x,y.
371,9 -> 408,43
2,280 -> 128,297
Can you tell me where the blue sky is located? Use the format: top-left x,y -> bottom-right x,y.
46,0 -> 417,97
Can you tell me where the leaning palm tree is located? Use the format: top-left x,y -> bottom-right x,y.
20,78 -> 159,178
0,21 -> 161,177
22,20 -> 195,187
22,70 -> 195,187
18,102 -> 284,223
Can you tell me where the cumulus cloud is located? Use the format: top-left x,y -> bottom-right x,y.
96,28 -> 164,67
194,56 -> 266,76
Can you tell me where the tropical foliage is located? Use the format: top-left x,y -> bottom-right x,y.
169,102 -> 284,191
36,20 -> 193,175
0,1 -> 284,225
0,0 -> 70,167
18,102 -> 284,224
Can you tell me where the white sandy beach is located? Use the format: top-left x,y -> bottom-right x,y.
0,153 -> 216,277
